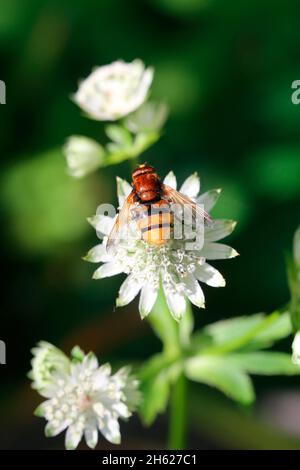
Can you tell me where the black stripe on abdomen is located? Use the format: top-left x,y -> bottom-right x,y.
141,222 -> 174,234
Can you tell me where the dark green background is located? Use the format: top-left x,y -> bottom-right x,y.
1,0 -> 300,449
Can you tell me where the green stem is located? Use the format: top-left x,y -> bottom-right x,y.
147,288 -> 192,449
167,373 -> 187,450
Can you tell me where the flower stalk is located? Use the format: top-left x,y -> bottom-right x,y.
168,373 -> 187,450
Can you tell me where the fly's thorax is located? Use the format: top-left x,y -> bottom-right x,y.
133,172 -> 161,202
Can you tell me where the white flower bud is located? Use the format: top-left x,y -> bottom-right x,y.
64,136 -> 104,178
292,331 -> 300,366
73,60 -> 153,121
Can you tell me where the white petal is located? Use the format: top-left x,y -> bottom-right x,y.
138,283 -> 158,319
205,219 -> 237,242
180,173 -> 200,198
292,332 -> 300,366
163,285 -> 186,321
117,177 -> 132,208
83,352 -> 99,371
201,243 -> 239,260
93,261 -> 123,279
84,423 -> 98,449
116,274 -> 143,307
182,274 -> 205,308
194,262 -> 226,287
65,422 -> 84,450
197,188 -> 222,211
83,244 -> 110,263
113,402 -> 131,418
87,215 -> 115,235
163,171 -> 177,189
45,420 -> 69,437
98,416 -> 121,445
93,402 -> 106,418
93,364 -> 112,389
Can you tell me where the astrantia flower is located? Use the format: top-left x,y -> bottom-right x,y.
30,343 -> 140,450
73,60 -> 153,121
63,136 -> 105,178
86,171 -> 238,320
292,332 -> 300,366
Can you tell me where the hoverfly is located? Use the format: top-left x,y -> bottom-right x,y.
107,163 -> 212,253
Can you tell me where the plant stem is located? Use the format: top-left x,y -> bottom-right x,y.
167,373 -> 187,450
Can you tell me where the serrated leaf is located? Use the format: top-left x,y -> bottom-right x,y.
139,372 -> 170,425
198,312 -> 292,354
245,312 -> 292,350
227,352 -> 300,375
138,354 -> 171,382
184,355 -> 255,405
138,354 -> 182,425
204,313 -> 265,345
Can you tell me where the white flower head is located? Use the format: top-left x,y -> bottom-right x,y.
73,60 -> 153,121
63,136 -> 105,178
292,332 -> 300,366
86,170 -> 238,321
31,343 -> 140,450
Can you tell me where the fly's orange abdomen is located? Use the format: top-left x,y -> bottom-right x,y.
134,200 -> 174,246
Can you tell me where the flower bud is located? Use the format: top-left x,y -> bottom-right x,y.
292,332 -> 300,365
64,136 -> 104,178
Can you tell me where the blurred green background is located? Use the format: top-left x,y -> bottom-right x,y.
1,0 -> 300,449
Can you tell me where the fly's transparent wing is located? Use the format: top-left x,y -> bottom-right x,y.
106,191 -> 137,254
162,184 -> 213,226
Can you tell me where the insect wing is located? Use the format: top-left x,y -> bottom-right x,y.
106,191 -> 136,254
162,184 -> 213,226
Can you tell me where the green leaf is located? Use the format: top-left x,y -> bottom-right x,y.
287,228 -> 300,331
139,371 -> 170,425
138,354 -> 172,382
246,312 -> 292,350
184,355 -> 255,405
195,312 -> 292,354
227,352 -> 300,375
105,124 -> 132,148
203,314 -> 265,345
138,354 -> 182,425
